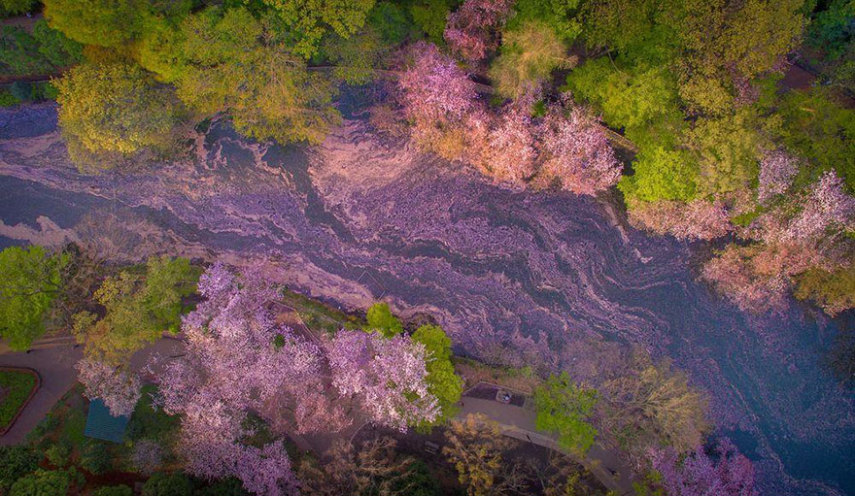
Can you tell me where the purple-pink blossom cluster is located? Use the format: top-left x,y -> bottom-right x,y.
326,329 -> 439,431
652,438 -> 757,496
75,358 -> 142,417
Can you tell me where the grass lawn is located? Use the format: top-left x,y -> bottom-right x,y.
0,370 -> 37,430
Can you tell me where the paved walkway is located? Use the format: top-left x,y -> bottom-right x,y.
459,386 -> 636,496
0,341 -> 82,445
0,335 -> 186,445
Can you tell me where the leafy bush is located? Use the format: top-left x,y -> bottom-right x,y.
94,485 -> 134,496
365,302 -> 403,337
9,469 -> 71,496
80,440 -> 112,475
44,442 -> 71,467
142,472 -> 194,496
0,446 -> 39,492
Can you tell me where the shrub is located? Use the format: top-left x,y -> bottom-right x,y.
94,485 -> 133,496
142,472 -> 194,496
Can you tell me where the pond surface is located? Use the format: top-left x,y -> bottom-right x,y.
0,104 -> 852,495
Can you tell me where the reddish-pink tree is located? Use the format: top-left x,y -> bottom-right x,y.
539,105 -> 622,195
652,438 -> 757,496
75,358 -> 141,416
326,329 -> 439,431
444,0 -> 514,61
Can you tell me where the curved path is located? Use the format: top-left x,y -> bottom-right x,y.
0,104 -> 852,495
458,385 -> 636,495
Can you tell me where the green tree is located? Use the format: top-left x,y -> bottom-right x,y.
408,0 -> 454,44
94,486 -> 134,496
73,256 -> 198,364
32,19 -> 84,68
55,62 -> 186,172
165,7 -> 339,144
619,147 -> 699,203
260,0 -> 376,59
507,0 -> 582,42
80,440 -> 112,475
0,245 -> 68,351
322,27 -> 384,85
795,265 -> 855,316
0,0 -> 37,16
0,446 -> 39,492
44,0 -> 140,46
365,302 -> 403,337
490,20 -> 570,98
565,57 -> 681,134
534,372 -> 598,455
774,88 -> 855,190
142,472 -> 194,496
412,324 -> 463,424
9,469 -> 71,496
687,109 -> 766,195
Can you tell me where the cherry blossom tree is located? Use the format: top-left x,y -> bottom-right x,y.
399,42 -> 478,125
326,329 -> 439,431
75,358 -> 141,416
478,104 -> 538,187
539,105 -> 622,195
444,0 -> 514,61
756,150 -> 798,204
652,438 -> 757,496
628,199 -> 732,241
153,263 -> 316,495
781,170 -> 855,243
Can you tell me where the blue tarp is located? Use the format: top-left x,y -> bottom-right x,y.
84,399 -> 129,443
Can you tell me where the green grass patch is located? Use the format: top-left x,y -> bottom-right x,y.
0,370 -> 37,430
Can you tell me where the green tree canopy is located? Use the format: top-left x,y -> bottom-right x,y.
534,372 -> 598,455
44,0 -> 140,46
0,446 -> 39,492
55,62 -> 186,171
0,245 -> 68,351
1,0 -> 37,16
507,0 -> 582,42
259,0 -> 376,59
412,324 -> 463,424
489,20 -> 570,98
619,147 -> 699,203
142,472 -> 194,496
9,469 -> 71,496
162,6 -> 339,144
73,256 -> 198,364
365,302 -> 403,338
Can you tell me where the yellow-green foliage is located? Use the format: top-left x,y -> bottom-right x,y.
687,109 -> 767,195
72,256 -> 197,364
490,20 -> 570,98
55,62 -> 185,170
165,7 -> 340,144
258,0 -> 376,59
412,324 -> 463,424
0,246 -> 68,351
44,0 -> 138,46
795,265 -> 855,316
619,147 -> 698,203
